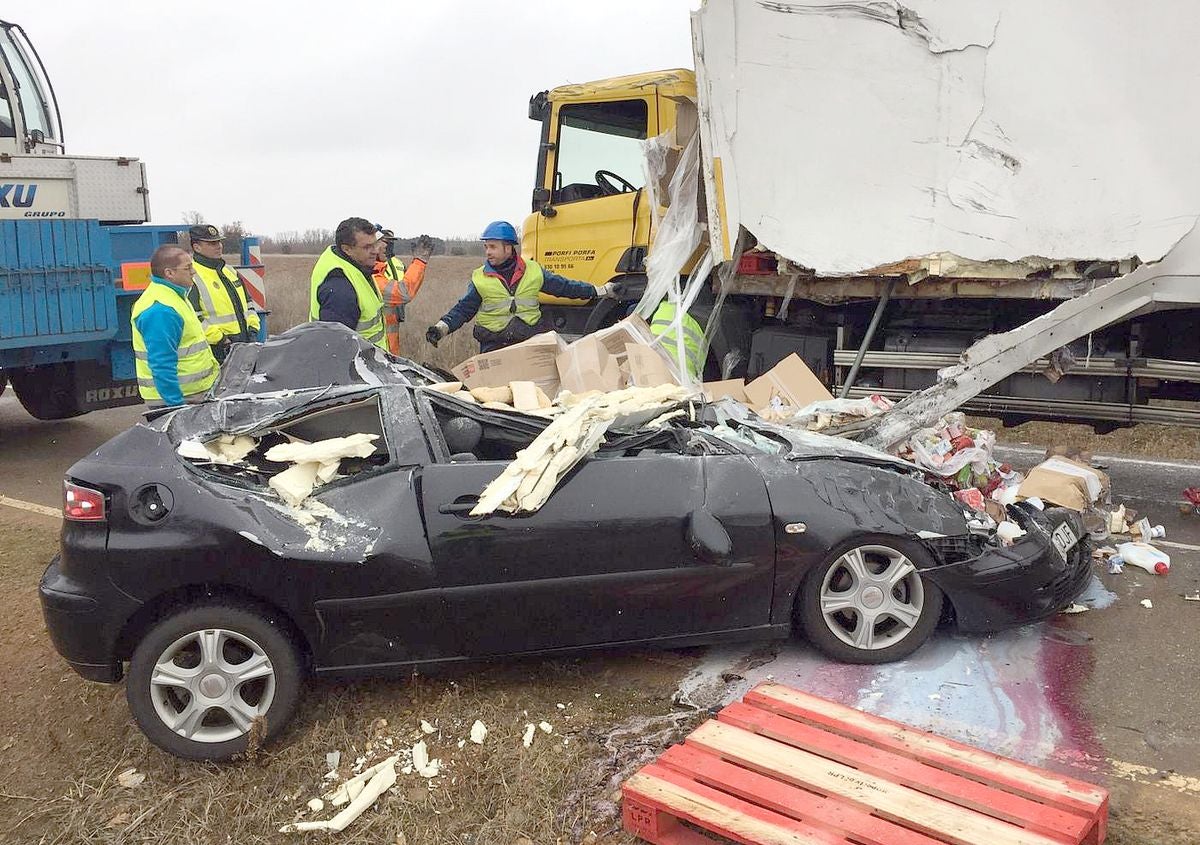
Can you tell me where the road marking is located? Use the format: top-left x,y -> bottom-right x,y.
995,444 -> 1200,472
0,494 -> 61,519
1157,539 -> 1200,553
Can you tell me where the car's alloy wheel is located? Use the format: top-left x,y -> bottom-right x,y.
799,539 -> 943,663
127,604 -> 302,760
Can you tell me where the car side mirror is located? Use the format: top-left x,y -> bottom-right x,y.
687,507 -> 732,567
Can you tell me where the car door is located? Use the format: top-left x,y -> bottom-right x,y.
418,450 -> 776,657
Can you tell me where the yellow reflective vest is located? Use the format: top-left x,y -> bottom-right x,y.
309,246 -> 387,350
472,260 -> 544,331
190,259 -> 260,344
650,301 -> 706,380
131,279 -> 221,404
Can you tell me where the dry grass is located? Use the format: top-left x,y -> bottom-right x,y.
970,415 -> 1200,461
263,254 -> 481,372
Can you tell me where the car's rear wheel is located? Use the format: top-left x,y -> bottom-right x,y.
798,537 -> 943,664
126,604 -> 302,761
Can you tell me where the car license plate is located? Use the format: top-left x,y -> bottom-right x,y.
1051,522 -> 1079,561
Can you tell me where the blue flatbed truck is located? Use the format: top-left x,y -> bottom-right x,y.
0,18 -> 265,420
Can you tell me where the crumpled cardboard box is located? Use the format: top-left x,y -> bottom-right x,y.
453,332 -> 566,400
1018,457 -> 1110,511
703,379 -> 748,403
557,335 -> 623,394
743,354 -> 832,413
625,343 -> 679,388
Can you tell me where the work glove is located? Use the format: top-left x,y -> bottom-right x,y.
596,281 -> 625,300
425,320 -> 449,346
411,234 -> 435,263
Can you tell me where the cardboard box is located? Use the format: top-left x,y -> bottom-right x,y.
625,343 -> 679,388
592,314 -> 656,359
556,335 -> 623,394
453,332 -> 565,400
1018,457 -> 1110,511
703,379 -> 748,403
743,354 -> 832,412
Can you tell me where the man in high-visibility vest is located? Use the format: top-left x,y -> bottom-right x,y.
372,228 -> 432,355
426,220 -> 622,353
131,245 -> 221,408
649,300 -> 707,381
311,217 -> 405,350
186,224 -> 259,362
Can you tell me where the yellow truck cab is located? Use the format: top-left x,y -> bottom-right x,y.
523,69 -> 696,336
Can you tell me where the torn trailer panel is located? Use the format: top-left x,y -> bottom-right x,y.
692,0 -> 1200,273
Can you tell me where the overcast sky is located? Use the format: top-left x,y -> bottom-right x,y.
16,1 -> 698,238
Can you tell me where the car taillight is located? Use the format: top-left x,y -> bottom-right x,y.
64,481 -> 106,522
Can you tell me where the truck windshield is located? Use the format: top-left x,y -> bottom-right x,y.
554,99 -> 647,203
0,23 -> 59,142
0,82 -> 15,138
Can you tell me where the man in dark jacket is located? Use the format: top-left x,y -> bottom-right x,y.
426,220 -> 621,353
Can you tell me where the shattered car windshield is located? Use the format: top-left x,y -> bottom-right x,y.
213,323 -> 442,399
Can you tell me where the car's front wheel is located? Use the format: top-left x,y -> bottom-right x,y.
798,537 -> 943,664
126,604 -> 303,761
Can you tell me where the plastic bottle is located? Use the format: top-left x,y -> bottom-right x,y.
1112,542 -> 1170,575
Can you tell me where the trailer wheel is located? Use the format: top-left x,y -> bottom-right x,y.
9,363 -> 85,420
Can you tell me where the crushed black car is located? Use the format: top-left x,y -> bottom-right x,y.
39,324 -> 1091,760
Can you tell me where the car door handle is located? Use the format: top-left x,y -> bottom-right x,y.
439,497 -> 480,516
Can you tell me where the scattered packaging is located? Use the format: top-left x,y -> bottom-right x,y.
556,335 -> 623,394
591,314 -> 658,359
1129,517 -> 1165,541
625,343 -> 679,388
453,332 -> 566,400
703,379 -> 748,403
743,354 -> 833,414
1018,457 -> 1109,511
781,394 -> 894,432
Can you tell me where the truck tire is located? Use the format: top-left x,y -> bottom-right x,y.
8,363 -> 85,420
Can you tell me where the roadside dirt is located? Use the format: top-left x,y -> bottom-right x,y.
0,509 -> 707,844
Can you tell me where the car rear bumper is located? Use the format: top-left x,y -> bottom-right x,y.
925,510 -> 1091,633
39,555 -> 136,683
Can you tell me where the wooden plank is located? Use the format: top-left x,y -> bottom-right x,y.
659,744 -> 947,845
718,701 -> 1088,842
625,765 -> 844,845
746,684 -> 1108,819
687,720 -> 1065,845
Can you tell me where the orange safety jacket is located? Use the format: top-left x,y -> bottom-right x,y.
372,257 -> 428,355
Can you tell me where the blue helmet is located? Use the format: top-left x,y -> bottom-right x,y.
480,220 -> 519,244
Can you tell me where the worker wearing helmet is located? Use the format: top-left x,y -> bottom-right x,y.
371,228 -> 433,355
186,224 -> 260,362
426,220 -> 622,353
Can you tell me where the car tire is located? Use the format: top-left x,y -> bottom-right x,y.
126,603 -> 303,761
798,536 -> 943,664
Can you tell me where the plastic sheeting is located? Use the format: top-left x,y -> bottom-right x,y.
636,127 -> 714,386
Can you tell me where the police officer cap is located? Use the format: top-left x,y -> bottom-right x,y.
188,224 -> 223,242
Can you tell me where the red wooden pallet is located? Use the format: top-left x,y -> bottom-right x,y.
622,683 -> 1108,845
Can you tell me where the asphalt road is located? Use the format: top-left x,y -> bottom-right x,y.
4,393 -> 1200,833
